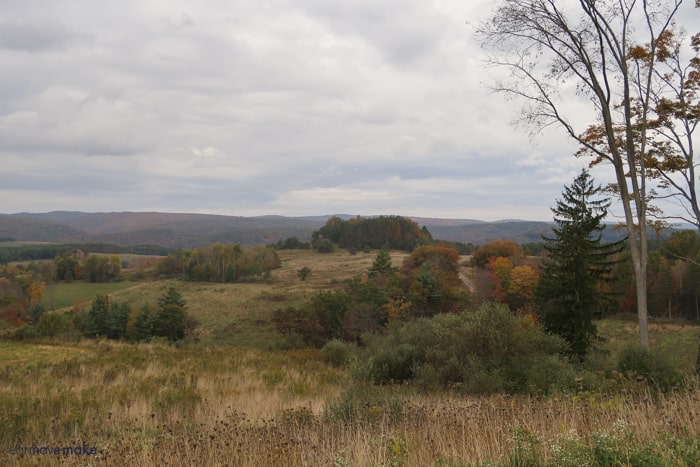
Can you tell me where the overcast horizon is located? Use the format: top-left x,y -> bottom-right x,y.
2,1 -> 699,223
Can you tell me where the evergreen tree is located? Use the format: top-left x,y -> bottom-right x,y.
367,249 -> 393,278
87,294 -> 110,337
132,304 -> 155,342
153,286 -> 196,341
158,286 -> 187,309
537,169 -> 625,361
105,302 -> 130,339
153,303 -> 187,341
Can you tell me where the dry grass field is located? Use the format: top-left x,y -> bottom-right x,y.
0,339 -> 698,466
1,249 -> 699,466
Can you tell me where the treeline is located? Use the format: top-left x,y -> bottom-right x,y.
13,287 -> 197,343
53,251 -> 123,282
469,230 -> 700,322
312,215 -> 432,252
271,236 -> 311,250
0,242 -> 171,264
0,264 -> 45,326
156,243 -> 281,282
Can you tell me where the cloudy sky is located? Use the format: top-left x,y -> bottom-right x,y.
1,1 -> 699,221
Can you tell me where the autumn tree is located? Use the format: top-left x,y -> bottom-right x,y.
0,277 -> 26,324
478,0 -> 684,347
54,252 -> 80,281
84,254 -> 122,282
470,240 -> 522,268
485,256 -> 513,303
507,265 -> 539,312
630,29 -> 700,231
537,170 -> 625,360
162,243 -> 276,282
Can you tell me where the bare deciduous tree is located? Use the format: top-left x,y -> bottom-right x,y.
477,0 -> 684,347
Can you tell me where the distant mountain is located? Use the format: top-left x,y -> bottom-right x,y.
410,217 -> 486,227
425,221 -> 555,245
14,211 -> 93,224
0,211 -> 631,248
0,214 -> 87,242
1,212 -> 327,248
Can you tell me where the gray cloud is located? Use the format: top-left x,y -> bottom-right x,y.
1,0 -> 698,221
0,21 -> 88,52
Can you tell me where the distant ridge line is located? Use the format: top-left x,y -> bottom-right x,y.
0,211 -> 638,248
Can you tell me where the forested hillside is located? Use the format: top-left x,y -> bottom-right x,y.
0,211 -> 655,249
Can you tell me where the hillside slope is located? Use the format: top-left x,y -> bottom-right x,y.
0,211 -> 636,248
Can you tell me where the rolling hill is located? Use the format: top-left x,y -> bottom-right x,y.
0,211 -> 630,248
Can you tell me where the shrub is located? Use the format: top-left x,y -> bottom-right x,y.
315,239 -> 335,253
11,311 -> 81,340
273,306 -> 326,347
324,382 -> 406,423
617,345 -> 682,390
297,266 -> 311,281
35,312 -> 75,338
321,340 -> 356,367
359,302 -> 576,394
26,303 -> 46,324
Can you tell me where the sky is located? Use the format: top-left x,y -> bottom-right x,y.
1,1 -> 699,222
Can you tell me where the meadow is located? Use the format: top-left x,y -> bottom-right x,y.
1,250 -> 699,466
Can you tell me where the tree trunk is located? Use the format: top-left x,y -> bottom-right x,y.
696,335 -> 700,376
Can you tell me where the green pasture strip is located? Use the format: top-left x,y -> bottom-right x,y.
40,281 -> 141,310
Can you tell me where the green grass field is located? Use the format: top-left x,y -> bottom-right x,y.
40,281 -> 141,311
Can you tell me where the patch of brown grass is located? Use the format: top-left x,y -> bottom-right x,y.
1,340 -> 698,466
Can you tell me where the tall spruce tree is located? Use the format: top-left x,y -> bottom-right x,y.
367,249 -> 393,279
537,169 -> 625,361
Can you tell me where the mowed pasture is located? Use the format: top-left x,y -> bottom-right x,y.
40,281 -> 141,312
1,248 -> 699,465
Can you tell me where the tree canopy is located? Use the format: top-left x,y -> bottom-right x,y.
312,215 -> 432,252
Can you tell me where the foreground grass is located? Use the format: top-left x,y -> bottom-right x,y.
0,340 -> 698,466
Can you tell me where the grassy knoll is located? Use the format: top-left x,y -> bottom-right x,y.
104,249 -> 411,347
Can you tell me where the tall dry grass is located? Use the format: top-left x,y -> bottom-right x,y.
1,340 -> 698,466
